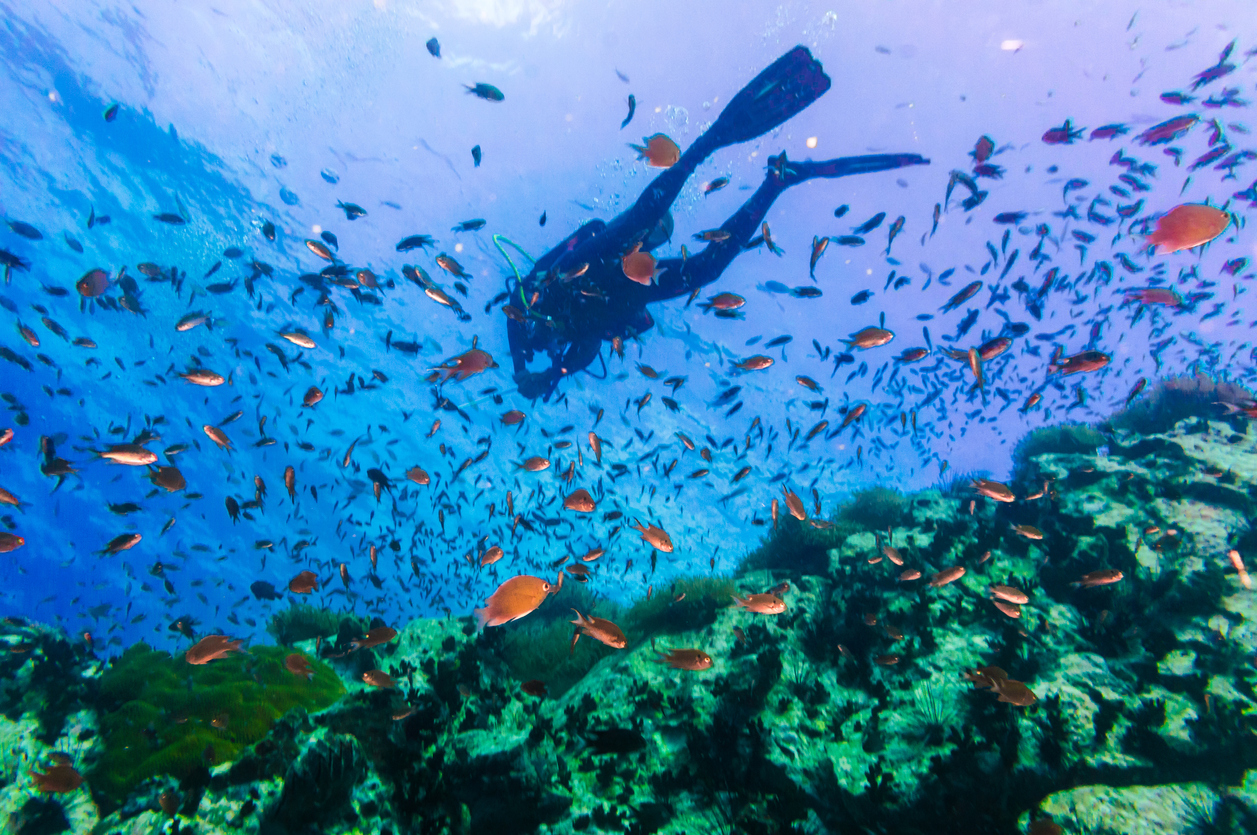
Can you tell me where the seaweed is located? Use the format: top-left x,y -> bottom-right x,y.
836,486 -> 909,531
1105,374 -> 1255,436
266,604 -> 364,647
1012,423 -> 1108,480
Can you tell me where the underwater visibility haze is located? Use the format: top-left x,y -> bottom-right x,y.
1,1 -> 1257,833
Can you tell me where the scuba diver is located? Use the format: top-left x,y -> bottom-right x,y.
505,45 -> 929,400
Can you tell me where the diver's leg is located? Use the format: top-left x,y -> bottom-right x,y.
642,152 -> 930,302
574,47 -> 831,265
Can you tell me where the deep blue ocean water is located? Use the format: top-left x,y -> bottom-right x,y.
0,0 -> 1253,656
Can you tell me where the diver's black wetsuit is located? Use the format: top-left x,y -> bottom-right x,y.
506,46 -> 928,400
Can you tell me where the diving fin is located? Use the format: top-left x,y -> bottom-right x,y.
702,46 -> 830,150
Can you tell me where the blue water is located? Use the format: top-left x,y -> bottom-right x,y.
0,0 -> 1252,656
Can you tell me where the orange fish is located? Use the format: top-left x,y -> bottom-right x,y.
898,569 -> 922,581
588,432 -> 603,464
652,641 -> 712,671
31,763 -> 83,793
501,410 -> 526,425
1227,549 -> 1253,590
882,544 -> 904,565
431,339 -> 497,382
0,532 -> 25,553
181,369 -> 225,386
0,428 -> 12,447
875,654 -> 900,666
927,566 -> 965,587
580,546 -> 605,562
351,626 -> 398,651
289,570 -> 319,594
563,488 -> 596,513
76,268 -> 110,297
735,355 -> 774,371
406,466 -> 431,485
185,635 -> 245,665
284,653 -> 314,680
629,133 -> 680,168
203,425 -> 232,450
1072,569 -> 1123,588
1146,203 -> 1230,254
569,609 -> 627,650
521,680 -> 547,697
474,575 -> 556,629
481,545 -> 504,566
519,456 -> 550,472
1012,524 -> 1044,540
844,326 -> 894,349
781,487 -> 806,521
971,478 -> 1014,503
303,386 -> 324,407
988,584 -> 1028,604
631,520 -> 673,552
621,243 -> 658,285
732,593 -> 786,614
362,669 -> 397,689
992,599 -> 1021,619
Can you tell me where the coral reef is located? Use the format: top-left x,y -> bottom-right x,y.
7,411 -> 1257,833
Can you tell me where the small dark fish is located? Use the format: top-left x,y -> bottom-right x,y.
320,168 -> 339,184
250,581 -> 283,601
465,83 -> 504,102
262,221 -> 276,241
994,211 -> 1026,224
153,213 -> 186,225
539,211 -> 547,227
833,205 -> 849,218
472,145 -> 482,167
64,233 -> 83,253
765,335 -> 792,348
7,221 -> 43,240
704,177 -> 730,195
426,37 -> 440,58
1089,123 -> 1128,140
337,201 -> 367,220
791,286 -> 822,299
853,212 -> 885,235
833,235 -> 864,247
321,230 -> 338,250
103,102 -> 120,122
850,290 -> 872,305
397,234 -> 435,252
621,94 -> 636,129
452,219 -> 486,232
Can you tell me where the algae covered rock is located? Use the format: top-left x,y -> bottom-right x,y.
88,642 -> 344,810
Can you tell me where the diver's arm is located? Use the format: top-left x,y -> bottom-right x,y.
514,337 -> 603,400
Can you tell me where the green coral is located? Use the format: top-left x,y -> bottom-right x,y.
88,643 -> 344,810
